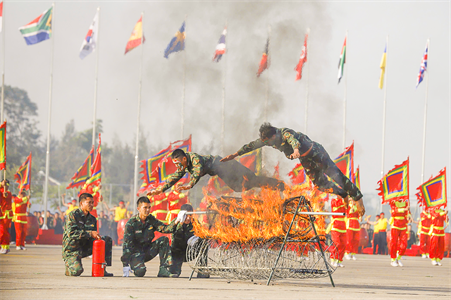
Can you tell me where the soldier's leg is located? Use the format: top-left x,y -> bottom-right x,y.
129,253 -> 147,277
212,158 -> 257,192
102,236 -> 113,266
64,254 -> 84,276
302,158 -> 347,198
169,251 -> 184,276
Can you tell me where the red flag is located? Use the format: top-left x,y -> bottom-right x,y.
86,134 -> 101,186
377,158 -> 409,204
416,168 -> 447,210
333,142 -> 354,180
125,15 -> 144,54
67,146 -> 95,189
295,33 -> 308,81
0,121 -> 5,170
257,38 -> 270,77
14,153 -> 32,191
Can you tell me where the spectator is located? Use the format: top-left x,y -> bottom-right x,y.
61,193 -> 78,214
102,201 -> 130,245
53,212 -> 64,234
46,211 -> 54,229
366,215 -> 381,254
98,211 -> 110,237
37,212 -> 44,227
407,224 -> 417,249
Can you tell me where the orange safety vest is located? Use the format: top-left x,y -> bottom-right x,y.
13,196 -> 29,224
331,198 -> 347,233
429,209 -> 449,237
419,211 -> 432,235
0,189 -> 13,220
346,203 -> 360,231
389,200 -> 409,231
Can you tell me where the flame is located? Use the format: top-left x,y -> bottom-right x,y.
193,184 -> 328,244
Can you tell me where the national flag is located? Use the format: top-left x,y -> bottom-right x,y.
416,168 -> 447,210
288,163 -> 311,188
125,15 -> 144,54
378,44 -> 387,89
0,121 -> 5,170
416,41 -> 428,88
66,146 -> 95,189
354,166 -> 360,189
213,27 -> 226,62
337,36 -> 346,83
295,33 -> 308,81
164,21 -> 185,59
79,9 -> 99,59
19,6 -> 52,46
86,134 -> 101,186
377,158 -> 409,204
0,2 -> 4,33
238,148 -> 262,175
257,38 -> 270,77
14,153 -> 32,192
333,142 -> 354,180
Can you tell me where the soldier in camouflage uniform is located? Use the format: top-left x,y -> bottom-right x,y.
170,204 -> 209,278
121,197 -> 182,278
62,193 -> 113,276
148,149 -> 284,196
222,122 -> 365,216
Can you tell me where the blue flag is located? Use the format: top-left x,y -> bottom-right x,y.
164,22 -> 185,58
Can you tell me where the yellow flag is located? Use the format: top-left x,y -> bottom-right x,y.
378,45 -> 387,89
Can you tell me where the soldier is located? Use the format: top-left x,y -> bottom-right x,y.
121,197 -> 182,278
222,123 -> 365,216
62,193 -> 113,276
148,149 -> 283,196
0,179 -> 13,254
170,203 -> 209,278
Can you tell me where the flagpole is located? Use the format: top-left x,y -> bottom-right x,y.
133,12 -> 144,213
264,25 -> 271,123
181,16 -> 187,140
304,28 -> 310,135
420,38 -> 430,184
91,7 -> 100,146
42,3 -> 55,230
342,31 -> 348,149
220,21 -> 227,156
380,35 -> 389,213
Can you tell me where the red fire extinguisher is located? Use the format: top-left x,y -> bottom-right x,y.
92,239 -> 105,277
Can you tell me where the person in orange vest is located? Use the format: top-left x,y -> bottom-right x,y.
61,194 -> 79,215
418,210 -> 432,258
329,196 -> 347,267
344,199 -> 360,260
13,190 -> 31,250
429,208 -> 449,266
0,179 -> 13,255
388,200 -> 411,267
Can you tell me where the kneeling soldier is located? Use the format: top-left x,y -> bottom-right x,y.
62,193 -> 113,276
121,197 -> 182,277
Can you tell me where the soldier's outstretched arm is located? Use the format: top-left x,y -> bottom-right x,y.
221,139 -> 265,162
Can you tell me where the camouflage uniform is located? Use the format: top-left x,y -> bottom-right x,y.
62,208 -> 112,276
237,128 -> 362,200
161,152 -> 282,193
121,214 -> 182,277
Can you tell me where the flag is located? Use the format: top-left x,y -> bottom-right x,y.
416,41 -> 428,88
288,163 -> 311,188
417,168 -> 447,210
86,134 -> 101,186
79,10 -> 99,59
66,146 -> 95,189
238,149 -> 262,175
295,33 -> 308,81
206,176 -> 233,196
159,136 -> 192,182
377,158 -> 409,204
164,21 -> 185,59
337,36 -> 346,83
14,153 -> 32,192
139,146 -> 172,187
19,6 -> 52,45
354,166 -> 360,189
257,38 -> 270,77
378,44 -> 387,89
125,15 -> 144,54
333,142 -> 354,180
213,27 -> 226,62
0,2 -> 3,32
0,121 -> 5,170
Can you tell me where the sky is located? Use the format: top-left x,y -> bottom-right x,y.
2,0 -> 450,214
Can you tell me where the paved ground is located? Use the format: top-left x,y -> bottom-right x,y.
0,245 -> 450,300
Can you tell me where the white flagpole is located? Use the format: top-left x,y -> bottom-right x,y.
379,35 -> 389,213
42,3 -> 55,230
181,16 -> 187,140
133,12 -> 144,213
220,21 -> 227,156
91,7 -> 100,146
1,1 -> 5,124
342,31 -> 348,149
304,28 -> 310,134
420,38 -> 430,184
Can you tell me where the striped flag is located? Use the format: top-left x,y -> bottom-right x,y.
295,33 -> 308,81
125,15 -> 144,54
66,146 -> 94,189
79,9 -> 99,59
416,41 -> 428,88
19,6 -> 53,45
257,38 -> 270,77
337,36 -> 346,83
14,153 -> 32,192
0,121 -> 5,170
86,134 -> 101,186
378,44 -> 387,89
212,27 -> 227,62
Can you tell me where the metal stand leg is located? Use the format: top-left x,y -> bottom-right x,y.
188,269 -> 195,281
266,196 -> 303,286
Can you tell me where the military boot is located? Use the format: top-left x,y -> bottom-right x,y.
157,266 -> 179,278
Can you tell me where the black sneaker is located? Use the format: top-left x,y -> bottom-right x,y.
104,270 -> 114,277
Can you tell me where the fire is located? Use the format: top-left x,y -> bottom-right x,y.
193,184 -> 328,244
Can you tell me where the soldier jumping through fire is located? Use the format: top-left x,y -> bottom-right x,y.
147,149 -> 284,196
221,122 -> 365,216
